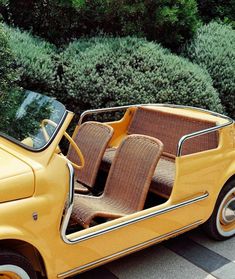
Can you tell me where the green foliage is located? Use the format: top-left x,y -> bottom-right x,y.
0,23 -> 18,94
2,0 -> 200,50
61,37 -> 223,116
2,24 -> 58,94
0,89 -> 52,142
0,0 -> 8,4
65,0 -> 85,8
184,22 -> 235,118
2,0 -> 83,45
144,0 -> 200,49
197,0 -> 235,27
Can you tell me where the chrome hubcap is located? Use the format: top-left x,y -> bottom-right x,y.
222,197 -> 235,224
217,187 -> 235,237
0,265 -> 30,279
0,272 -> 21,279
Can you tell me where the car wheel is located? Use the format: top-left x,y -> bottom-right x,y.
203,180 -> 235,240
0,249 -> 37,279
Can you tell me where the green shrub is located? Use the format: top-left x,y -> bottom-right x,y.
197,0 -> 235,27
144,0 -> 200,50
61,37 -> 223,116
0,23 -> 18,94
184,22 -> 235,118
2,24 -> 58,94
0,0 -> 8,11
3,0 -> 200,50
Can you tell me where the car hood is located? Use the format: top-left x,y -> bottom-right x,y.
0,148 -> 34,203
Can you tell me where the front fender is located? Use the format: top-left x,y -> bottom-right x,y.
0,225 -> 51,277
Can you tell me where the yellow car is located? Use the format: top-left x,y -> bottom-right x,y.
0,90 -> 234,279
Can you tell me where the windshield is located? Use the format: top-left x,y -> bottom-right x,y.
0,90 -> 66,150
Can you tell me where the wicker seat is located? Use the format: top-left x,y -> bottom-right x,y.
151,158 -> 175,197
67,122 -> 113,194
71,134 -> 163,228
101,107 -> 218,198
102,148 -> 175,197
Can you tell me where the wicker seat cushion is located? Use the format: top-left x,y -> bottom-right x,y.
102,148 -> 175,197
150,158 -> 175,197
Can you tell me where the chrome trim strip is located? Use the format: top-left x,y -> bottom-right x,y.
78,104 -> 233,157
78,103 -> 232,125
61,164 -> 209,244
177,122 -> 232,157
61,163 -> 75,243
58,220 -> 203,278
78,105 -> 135,125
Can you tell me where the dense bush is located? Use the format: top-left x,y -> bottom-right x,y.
2,0 -> 200,50
2,24 -> 58,94
0,23 -> 18,93
61,37 -> 223,116
197,0 -> 235,27
2,0 -> 85,45
143,0 -> 200,49
184,22 -> 235,118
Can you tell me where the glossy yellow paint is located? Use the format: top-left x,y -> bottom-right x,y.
0,105 -> 235,279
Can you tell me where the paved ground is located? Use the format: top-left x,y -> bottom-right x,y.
71,228 -> 235,279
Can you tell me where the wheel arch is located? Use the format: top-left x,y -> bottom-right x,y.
222,173 -> 235,187
217,169 -> 235,200
202,171 -> 235,225
205,171 -> 235,218
0,239 -> 47,278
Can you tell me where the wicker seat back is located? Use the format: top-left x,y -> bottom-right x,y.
128,107 -> 218,157
67,122 -> 113,187
103,134 -> 163,211
71,134 -> 163,228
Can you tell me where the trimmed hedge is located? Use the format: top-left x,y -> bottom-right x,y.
2,0 -> 200,50
0,23 -> 18,93
61,37 -> 223,115
2,24 -> 58,94
184,22 -> 235,118
1,23 -> 225,119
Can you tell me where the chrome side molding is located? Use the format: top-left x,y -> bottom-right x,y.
58,220 -> 203,278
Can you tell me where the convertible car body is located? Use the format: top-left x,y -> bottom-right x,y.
0,90 -> 234,279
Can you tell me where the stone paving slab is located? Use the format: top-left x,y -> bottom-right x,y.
71,229 -> 235,279
107,245 -> 215,279
189,229 -> 235,263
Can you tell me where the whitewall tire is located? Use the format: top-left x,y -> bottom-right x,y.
204,180 -> 235,240
0,250 -> 37,279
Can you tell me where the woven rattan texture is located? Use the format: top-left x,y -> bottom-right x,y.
74,181 -> 90,194
102,148 -> 175,197
151,158 -> 175,196
67,121 -> 113,188
71,134 -> 163,228
128,107 -> 218,156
